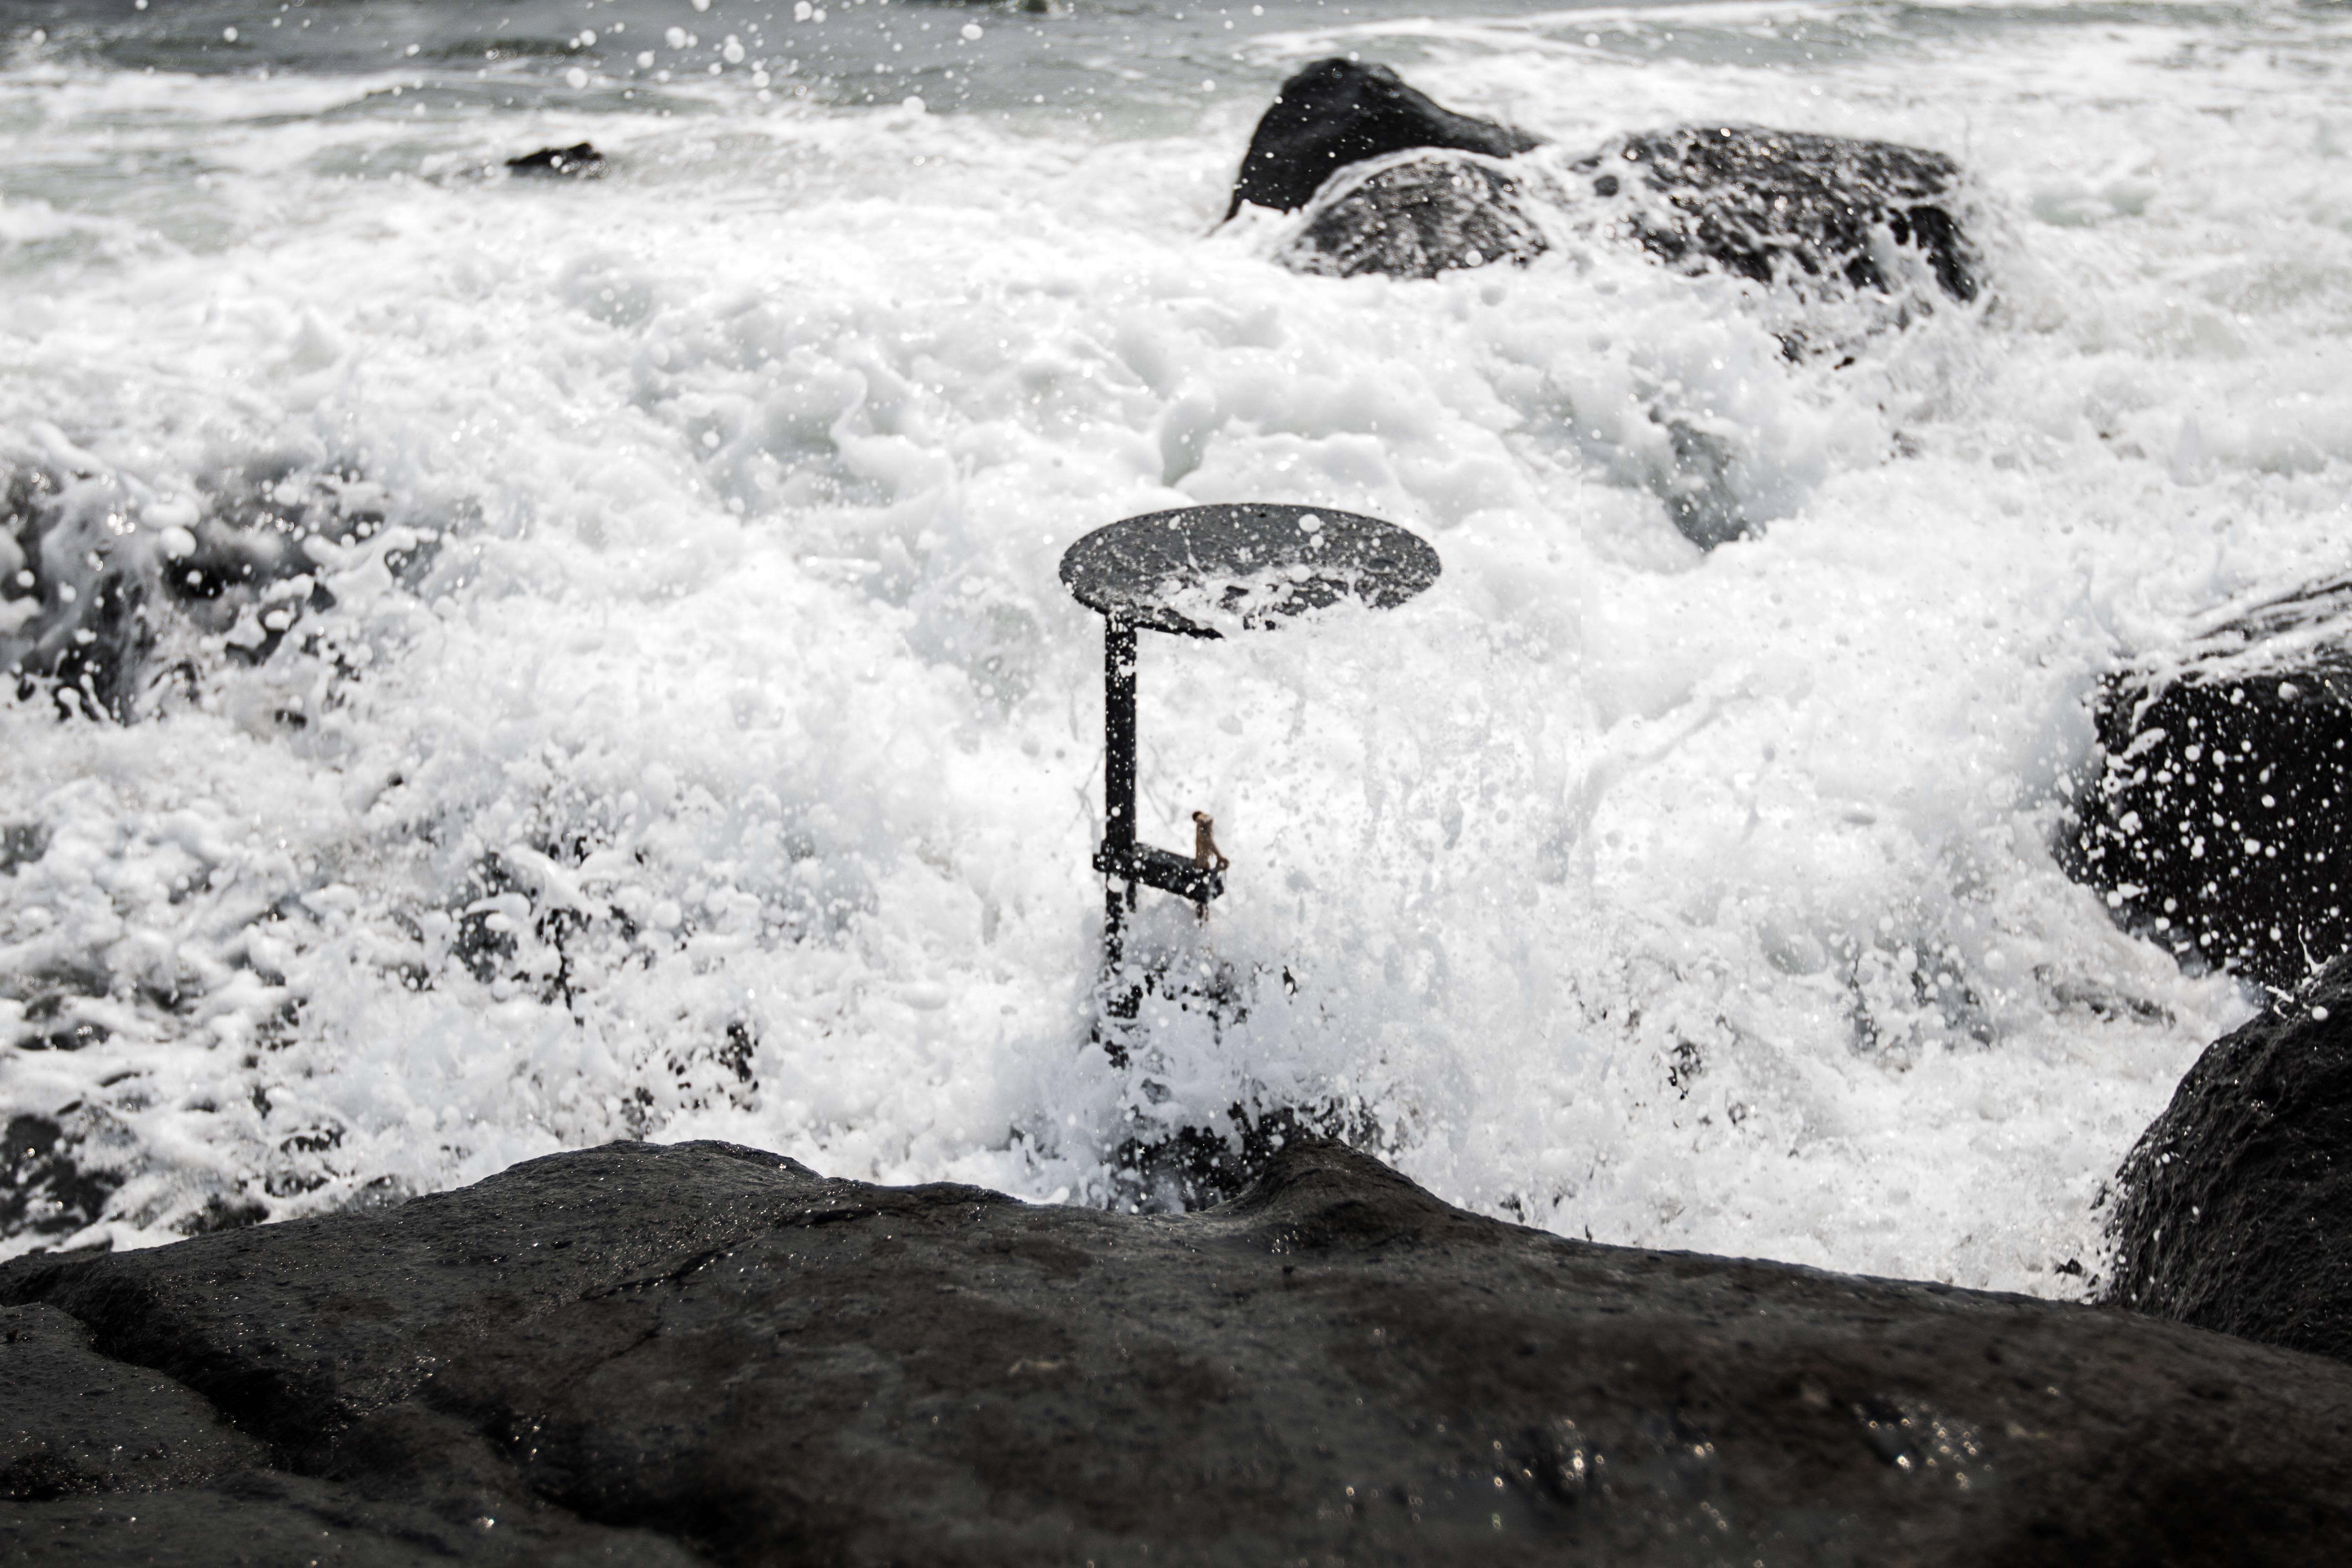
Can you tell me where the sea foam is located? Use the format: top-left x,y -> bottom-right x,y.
2,0 -> 2348,1291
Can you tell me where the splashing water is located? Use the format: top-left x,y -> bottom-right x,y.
2,0 -> 2348,1293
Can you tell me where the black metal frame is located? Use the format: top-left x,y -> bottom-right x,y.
1093,614 -> 1225,976
1061,502 -> 1437,1019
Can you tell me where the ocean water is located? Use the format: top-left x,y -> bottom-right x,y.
2,0 -> 2347,1292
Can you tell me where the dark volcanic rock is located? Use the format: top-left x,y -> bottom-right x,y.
1575,124 -> 1978,304
2063,576 -> 2352,992
2105,960 -> 2352,1368
10,1141 -> 2352,1563
1274,151 -> 1553,281
1246,63 -> 1980,319
505,142 -> 604,177
1226,58 -> 1540,220
0,1294 -> 696,1563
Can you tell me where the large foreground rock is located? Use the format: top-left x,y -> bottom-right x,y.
8,1140 -> 2352,1564
2064,573 -> 2352,991
2105,957 -> 2352,1365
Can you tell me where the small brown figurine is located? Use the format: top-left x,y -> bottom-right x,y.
1192,811 -> 1230,872
1191,811 -> 1230,924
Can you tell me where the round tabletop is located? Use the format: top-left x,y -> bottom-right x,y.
1058,503 -> 1442,637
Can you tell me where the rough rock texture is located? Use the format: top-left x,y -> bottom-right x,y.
1245,63 -> 1979,319
1225,58 -> 1541,220
2063,575 -> 2352,992
8,1142 -> 2352,1562
1274,151 -> 1553,281
1573,124 -> 1978,305
3,1298 -> 688,1566
2104,958 -> 2352,1367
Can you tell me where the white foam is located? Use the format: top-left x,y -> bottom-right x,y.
3,0 -> 2348,1290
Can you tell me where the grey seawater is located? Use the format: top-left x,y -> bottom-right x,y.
0,0 -> 2348,1294
7,0 -> 1601,117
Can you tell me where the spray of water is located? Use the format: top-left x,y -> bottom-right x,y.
3,0 -> 2348,1293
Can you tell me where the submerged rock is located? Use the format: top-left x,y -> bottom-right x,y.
1273,151 -> 1553,281
1,448 -> 431,721
0,1116 -> 119,1242
2104,959 -> 2352,1368
1574,124 -> 1977,305
8,1138 -> 2352,1563
1225,58 -> 1541,220
2,464 -> 155,720
505,142 -> 604,178
2063,576 -> 2352,992
1092,941 -> 1372,1213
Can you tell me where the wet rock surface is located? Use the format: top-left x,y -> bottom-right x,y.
1225,58 -> 1541,220
1573,124 -> 1977,305
2104,958 -> 2352,1368
2064,575 -> 2352,992
505,142 -> 604,177
7,1140 -> 2352,1564
1247,62 -> 1979,321
1274,151 -> 1554,282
